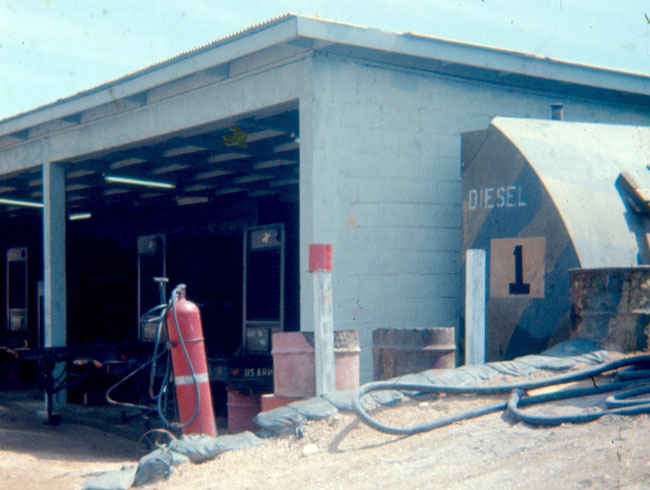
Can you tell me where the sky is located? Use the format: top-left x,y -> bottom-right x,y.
1,0 -> 649,121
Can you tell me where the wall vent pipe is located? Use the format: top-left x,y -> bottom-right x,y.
551,103 -> 564,120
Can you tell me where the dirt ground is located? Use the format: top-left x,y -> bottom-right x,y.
0,391 -> 135,490
1,379 -> 649,490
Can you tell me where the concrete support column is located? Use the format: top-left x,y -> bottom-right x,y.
42,160 -> 67,413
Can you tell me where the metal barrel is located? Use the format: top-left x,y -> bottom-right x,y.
271,330 -> 360,398
570,267 -> 650,353
372,327 -> 456,381
226,388 -> 261,432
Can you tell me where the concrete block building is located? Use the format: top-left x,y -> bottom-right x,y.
1,14 -> 649,384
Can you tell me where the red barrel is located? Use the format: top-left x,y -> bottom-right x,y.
167,291 -> 217,437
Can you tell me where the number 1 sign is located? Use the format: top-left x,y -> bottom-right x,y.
489,237 -> 545,298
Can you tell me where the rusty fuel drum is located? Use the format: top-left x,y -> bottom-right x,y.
570,267 -> 650,352
271,330 -> 360,397
373,327 -> 455,381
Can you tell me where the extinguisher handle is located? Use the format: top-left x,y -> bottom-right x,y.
171,283 -> 187,300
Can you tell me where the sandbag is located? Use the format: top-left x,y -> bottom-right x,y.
82,466 -> 137,490
323,390 -> 357,412
253,406 -> 306,435
133,449 -> 184,487
168,434 -> 223,463
288,398 -> 338,420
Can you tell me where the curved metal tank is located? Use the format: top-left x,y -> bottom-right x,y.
462,117 -> 650,361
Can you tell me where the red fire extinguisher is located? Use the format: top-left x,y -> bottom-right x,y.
166,285 -> 217,437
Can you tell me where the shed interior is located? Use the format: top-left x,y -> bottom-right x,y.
0,101 -> 300,399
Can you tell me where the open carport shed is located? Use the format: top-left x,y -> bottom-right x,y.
1,14 -> 650,399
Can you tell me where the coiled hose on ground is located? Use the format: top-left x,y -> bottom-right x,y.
353,354 -> 650,435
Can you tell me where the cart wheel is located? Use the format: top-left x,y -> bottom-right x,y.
136,428 -> 177,459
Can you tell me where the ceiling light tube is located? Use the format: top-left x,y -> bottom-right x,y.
69,212 -> 92,221
0,198 -> 44,208
105,175 -> 175,189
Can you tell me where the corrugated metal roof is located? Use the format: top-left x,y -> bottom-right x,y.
3,13 -> 650,132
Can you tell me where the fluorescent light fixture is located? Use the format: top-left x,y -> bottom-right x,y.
105,175 -> 175,189
0,186 -> 16,194
0,198 -> 44,208
163,145 -> 206,157
28,179 -> 42,187
69,212 -> 91,221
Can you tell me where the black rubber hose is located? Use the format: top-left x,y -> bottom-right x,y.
605,384 -> 650,408
106,349 -> 168,411
156,284 -> 202,431
353,354 -> 650,435
507,381 -> 650,426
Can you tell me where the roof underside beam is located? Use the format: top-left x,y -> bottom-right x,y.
0,58 -> 308,174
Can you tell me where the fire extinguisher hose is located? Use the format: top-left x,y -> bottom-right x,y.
106,285 -> 202,431
353,354 -> 650,435
155,284 -> 202,431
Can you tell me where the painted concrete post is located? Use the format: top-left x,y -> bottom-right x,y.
309,244 -> 334,396
42,160 -> 67,413
465,249 -> 486,365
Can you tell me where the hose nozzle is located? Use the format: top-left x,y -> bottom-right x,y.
172,284 -> 187,299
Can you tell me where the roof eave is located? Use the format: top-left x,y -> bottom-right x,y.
296,15 -> 650,98
2,14 -> 650,139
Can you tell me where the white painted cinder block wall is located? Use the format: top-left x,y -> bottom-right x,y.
302,52 -> 650,382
